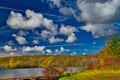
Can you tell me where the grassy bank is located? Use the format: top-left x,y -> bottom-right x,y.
59,70 -> 120,80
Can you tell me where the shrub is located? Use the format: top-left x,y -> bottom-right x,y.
103,57 -> 120,69
42,67 -> 60,80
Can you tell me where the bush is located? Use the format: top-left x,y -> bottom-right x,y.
103,57 -> 120,69
42,67 -> 60,80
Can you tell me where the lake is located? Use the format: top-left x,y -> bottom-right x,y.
0,67 -> 81,79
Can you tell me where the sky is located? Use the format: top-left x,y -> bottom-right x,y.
0,0 -> 120,56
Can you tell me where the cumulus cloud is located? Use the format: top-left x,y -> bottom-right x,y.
80,24 -> 117,38
17,30 -> 29,36
54,47 -> 69,54
70,52 -> 77,55
77,0 -> 120,23
7,9 -> 79,43
49,36 -> 64,44
82,52 -> 86,55
10,52 -> 15,55
56,0 -> 120,38
7,10 -> 43,29
46,49 -> 52,54
12,34 -> 27,45
73,51 -> 77,55
60,47 -> 64,52
43,18 -> 58,34
3,45 -> 17,52
54,0 -> 120,23
22,46 -> 45,52
16,36 -> 27,44
55,49 -> 59,52
66,33 -> 77,43
7,10 -> 58,34
32,40 -> 39,44
40,24 -> 78,43
41,30 -> 54,39
60,24 -> 78,36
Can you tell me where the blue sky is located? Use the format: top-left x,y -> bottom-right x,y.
0,0 -> 120,56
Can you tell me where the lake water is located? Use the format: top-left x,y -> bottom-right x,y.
0,67 -> 81,79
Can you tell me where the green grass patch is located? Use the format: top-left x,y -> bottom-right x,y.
59,70 -> 120,80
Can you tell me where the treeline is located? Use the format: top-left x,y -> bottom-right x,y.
0,55 -> 90,69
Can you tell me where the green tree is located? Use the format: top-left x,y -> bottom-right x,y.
106,34 -> 120,59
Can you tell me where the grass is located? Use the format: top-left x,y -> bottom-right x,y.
59,69 -> 120,80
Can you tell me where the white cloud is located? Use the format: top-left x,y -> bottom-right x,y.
49,36 -> 64,44
3,45 -> 16,52
59,7 -> 80,21
32,40 -> 39,44
45,0 -> 120,24
80,24 -> 116,38
41,30 -> 54,39
55,49 -> 59,53
7,10 -> 58,34
7,10 -> 43,29
77,0 -> 120,23
70,52 -> 77,56
46,49 -> 52,54
22,46 -> 45,52
60,47 -> 64,52
12,34 -> 27,45
55,0 -> 120,24
43,18 -> 58,35
7,9 -> 80,43
17,30 -> 28,36
59,7 -> 75,16
82,52 -> 86,55
73,52 -> 77,55
66,33 -> 77,43
22,47 -> 32,52
10,52 -> 15,55
16,36 -> 27,44
54,47 -> 70,54
40,24 -> 78,43
60,24 -> 77,36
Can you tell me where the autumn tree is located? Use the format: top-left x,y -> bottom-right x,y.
106,34 -> 120,59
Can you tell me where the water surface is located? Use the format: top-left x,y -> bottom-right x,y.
0,67 -> 81,79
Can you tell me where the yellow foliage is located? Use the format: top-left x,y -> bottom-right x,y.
9,58 -> 15,68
